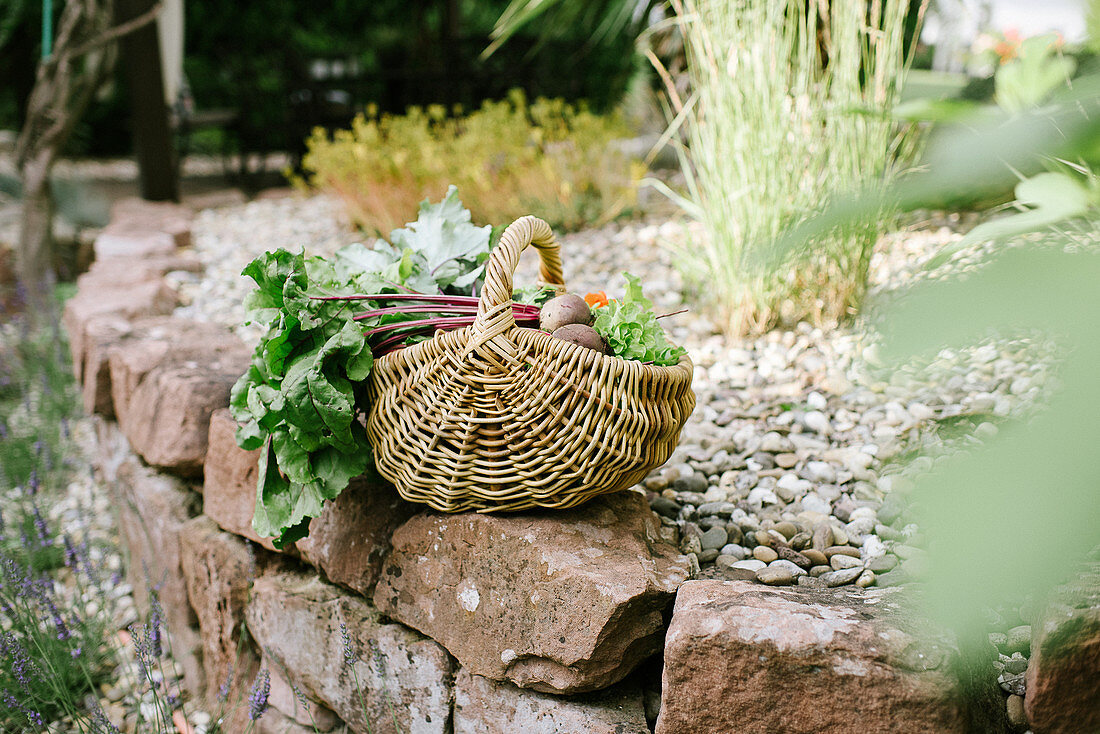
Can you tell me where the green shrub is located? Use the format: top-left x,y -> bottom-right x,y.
296,90 -> 642,234
654,0 -> 916,334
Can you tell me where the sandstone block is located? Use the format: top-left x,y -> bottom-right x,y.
257,707 -> 346,734
179,515 -> 260,707
113,454 -> 204,693
296,474 -> 417,596
77,253 -> 202,290
62,279 -> 178,375
1025,561 -> 1100,734
266,656 -> 341,732
247,568 -> 454,734
108,319 -> 250,476
655,580 -> 1007,734
203,409 -> 283,552
453,669 -> 648,734
374,491 -> 691,694
95,197 -> 194,258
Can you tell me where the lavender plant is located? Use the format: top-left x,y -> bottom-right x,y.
0,295 -> 118,732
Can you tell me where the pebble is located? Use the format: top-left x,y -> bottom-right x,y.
774,453 -> 798,468
830,554 -> 862,571
821,566 -> 864,587
803,461 -> 836,484
867,554 -> 899,573
753,546 -> 779,563
719,544 -> 748,560
803,411 -> 831,434
855,569 -> 876,588
773,521 -> 799,540
673,475 -> 708,494
802,549 -> 828,566
698,501 -> 735,517
776,546 -> 812,569
731,559 -> 767,572
756,566 -> 797,585
700,526 -> 729,551
825,545 -> 861,559
650,496 -> 681,518
1006,695 -> 1027,728
768,559 -> 807,577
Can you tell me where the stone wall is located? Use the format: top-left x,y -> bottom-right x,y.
68,198 -> 1037,733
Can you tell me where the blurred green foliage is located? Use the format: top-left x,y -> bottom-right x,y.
297,90 -> 640,234
771,61 -> 1100,640
1,0 -> 637,157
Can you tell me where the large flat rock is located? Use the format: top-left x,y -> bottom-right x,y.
373,491 -> 692,694
1025,560 -> 1100,734
247,568 -> 454,734
656,580 -> 1008,734
108,319 -> 250,476
296,473 -> 417,596
453,669 -> 648,734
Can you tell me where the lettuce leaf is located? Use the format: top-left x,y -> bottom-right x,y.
592,273 -> 686,366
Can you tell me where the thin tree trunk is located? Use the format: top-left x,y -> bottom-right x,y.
17,150 -> 58,299
14,0 -> 162,303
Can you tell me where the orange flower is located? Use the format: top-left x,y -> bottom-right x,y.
585,291 -> 610,308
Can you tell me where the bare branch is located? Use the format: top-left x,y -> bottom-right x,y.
60,1 -> 162,62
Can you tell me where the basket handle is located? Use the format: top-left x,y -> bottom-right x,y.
468,216 -> 563,356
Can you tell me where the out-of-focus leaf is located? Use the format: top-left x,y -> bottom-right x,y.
995,34 -> 1076,113
927,173 -> 1096,268
873,249 -> 1100,637
760,73 -> 1100,271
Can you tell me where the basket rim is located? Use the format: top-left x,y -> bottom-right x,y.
372,323 -> 694,379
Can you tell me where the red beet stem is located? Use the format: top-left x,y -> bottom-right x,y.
354,303 -> 539,321
311,293 -> 480,303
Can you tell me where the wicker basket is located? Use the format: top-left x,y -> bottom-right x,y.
365,215 -> 695,513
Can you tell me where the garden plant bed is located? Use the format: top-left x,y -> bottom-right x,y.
44,191 -> 1097,733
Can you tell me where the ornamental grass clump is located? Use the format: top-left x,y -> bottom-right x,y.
296,89 -> 641,235
653,0 -> 918,333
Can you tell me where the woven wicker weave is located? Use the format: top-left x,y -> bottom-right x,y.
365,215 -> 695,513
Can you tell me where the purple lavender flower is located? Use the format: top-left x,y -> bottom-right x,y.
217,663 -> 235,702
1,633 -> 39,692
62,535 -> 79,568
90,703 -> 122,734
31,504 -> 50,547
1,687 -> 43,727
340,622 -> 356,666
147,593 -> 164,658
129,624 -> 151,680
26,469 -> 38,496
247,668 -> 270,721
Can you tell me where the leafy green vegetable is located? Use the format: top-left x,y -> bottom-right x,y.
230,189 -> 494,547
512,283 -> 559,307
592,273 -> 686,366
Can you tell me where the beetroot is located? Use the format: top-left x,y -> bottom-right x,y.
551,323 -> 609,354
539,294 -> 593,333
